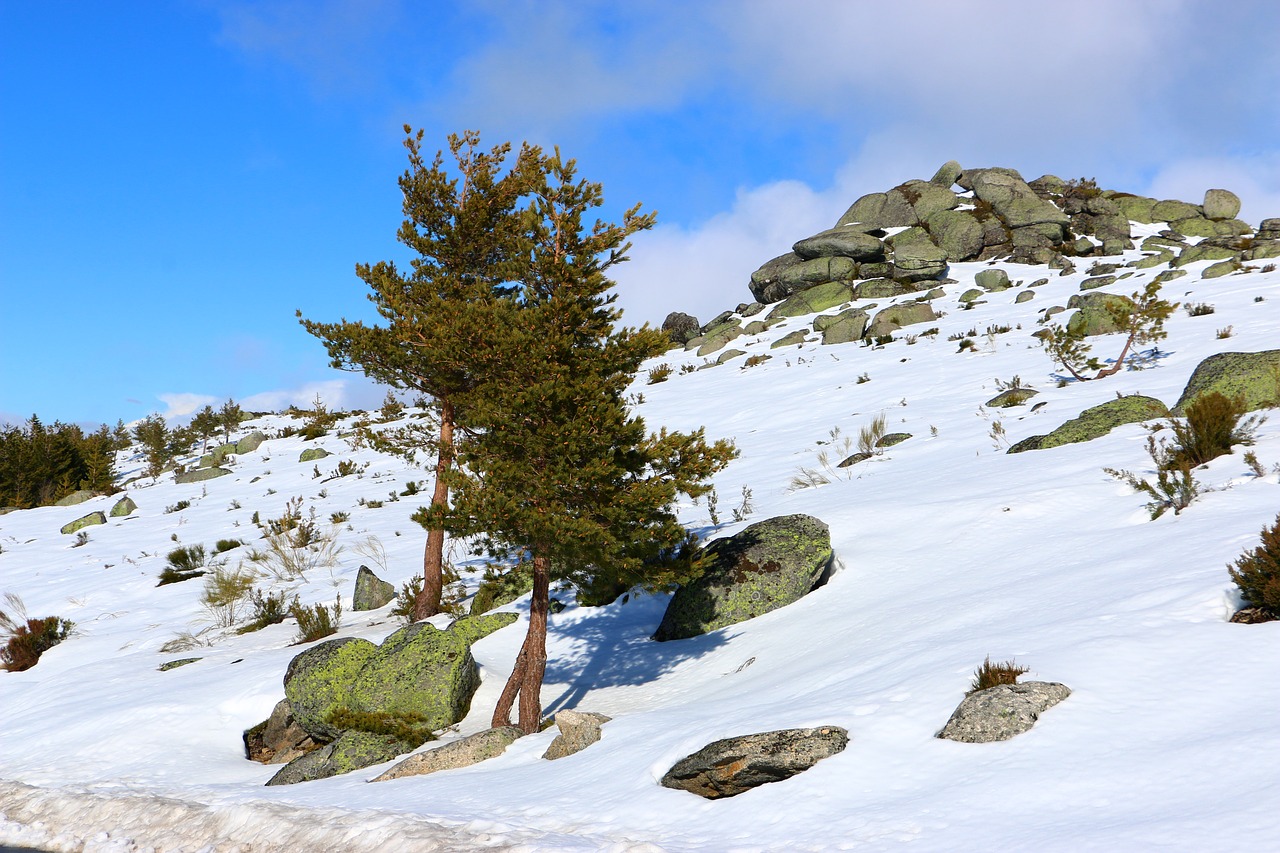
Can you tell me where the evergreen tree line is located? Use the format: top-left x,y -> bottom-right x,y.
0,416 -> 121,508
301,128 -> 737,733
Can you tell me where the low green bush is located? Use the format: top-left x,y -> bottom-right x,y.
1230,512 -> 1280,617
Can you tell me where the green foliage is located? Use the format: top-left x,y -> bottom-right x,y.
291,597 -> 342,644
1171,391 -> 1262,468
1185,302 -> 1215,316
968,656 -> 1030,694
324,707 -> 436,747
165,500 -> 191,514
189,405 -> 220,453
647,363 -> 673,384
0,415 -> 117,507
214,538 -> 243,554
236,588 -> 297,634
378,391 -> 406,422
219,399 -> 244,445
1229,512 -> 1280,616
1044,280 -> 1177,381
389,576 -> 425,624
1,594 -> 74,672
1105,435 -> 1201,519
133,414 -> 191,479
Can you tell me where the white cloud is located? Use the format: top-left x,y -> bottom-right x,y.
239,376 -> 385,414
156,393 -> 219,421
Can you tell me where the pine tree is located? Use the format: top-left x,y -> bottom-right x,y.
218,399 -> 243,445
300,128 -> 538,620
428,150 -> 736,733
133,415 -> 186,479
190,405 -> 220,453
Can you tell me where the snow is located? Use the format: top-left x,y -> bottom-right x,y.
3,243 -> 1280,852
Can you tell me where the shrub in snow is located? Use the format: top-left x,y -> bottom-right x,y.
1229,512 -> 1280,620
0,594 -> 73,672
968,656 -> 1029,695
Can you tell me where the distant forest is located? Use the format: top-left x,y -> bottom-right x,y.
0,416 -> 120,508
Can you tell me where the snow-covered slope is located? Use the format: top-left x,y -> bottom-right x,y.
2,242 -> 1279,852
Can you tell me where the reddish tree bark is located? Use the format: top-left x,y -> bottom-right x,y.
490,554 -> 550,734
413,398 -> 455,621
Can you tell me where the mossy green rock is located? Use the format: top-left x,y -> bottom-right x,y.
158,657 -> 202,671
1202,260 -> 1239,279
174,466 -> 231,484
1008,395 -> 1169,453
109,496 -> 137,517
200,443 -> 237,468
236,431 -> 267,454
1173,244 -> 1237,268
284,637 -> 378,741
1065,292 -> 1135,337
1244,241 -> 1280,261
346,624 -> 480,727
298,448 -> 331,463
1080,275 -> 1116,291
986,388 -> 1039,408
696,326 -> 743,356
717,349 -> 746,365
1113,194 -> 1157,222
817,310 -> 869,345
1133,250 -> 1173,269
771,329 -> 809,349
792,227 -> 885,261
1202,189 -> 1241,221
765,282 -> 854,320
877,432 -> 911,448
654,514 -> 833,642
1152,199 -> 1200,222
54,489 -> 97,507
60,511 -> 106,535
266,730 -> 413,786
959,288 -> 984,303
854,278 -> 918,299
974,268 -> 1010,292
1172,350 -> 1280,415
887,226 -> 947,280
865,302 -> 938,339
352,566 -> 396,611
1014,290 -> 1035,304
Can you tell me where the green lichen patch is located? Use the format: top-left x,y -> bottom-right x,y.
1008,395 -> 1169,453
1172,350 -> 1280,415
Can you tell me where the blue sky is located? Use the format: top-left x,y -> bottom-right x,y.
3,0 -> 1278,427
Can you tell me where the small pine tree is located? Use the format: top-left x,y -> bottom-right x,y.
1044,280 -> 1177,381
133,414 -> 188,479
219,399 -> 244,444
429,150 -> 736,733
1229,513 -> 1280,616
190,405 -> 220,454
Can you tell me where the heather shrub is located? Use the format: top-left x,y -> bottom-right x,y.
0,594 -> 73,672
968,656 -> 1029,694
201,565 -> 257,627
1229,513 -> 1280,617
1171,392 -> 1261,468
236,588 -> 297,634
324,707 -> 435,747
291,597 -> 341,643
158,544 -> 211,585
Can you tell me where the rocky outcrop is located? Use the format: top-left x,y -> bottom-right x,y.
1064,291 -> 1136,337
542,710 -> 611,760
352,566 -> 396,611
936,682 -> 1070,743
53,490 -> 97,507
1008,395 -> 1169,453
1172,350 -> 1280,415
660,726 -> 848,799
793,228 -> 885,261
654,514 -> 833,641
865,302 -> 939,340
245,699 -> 318,765
371,726 -> 524,781
298,448 -> 331,463
765,282 -> 854,320
236,430 -> 267,454
109,496 -> 137,517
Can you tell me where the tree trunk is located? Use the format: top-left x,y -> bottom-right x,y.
1094,332 -> 1135,379
413,399 -> 454,621
489,553 -> 550,734
517,555 -> 550,734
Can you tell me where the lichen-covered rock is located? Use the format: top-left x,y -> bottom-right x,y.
109,496 -> 137,517
1173,243 -> 1239,268
1133,249 -> 1173,269
1152,199 -> 1201,222
54,489 -> 96,507
986,388 -> 1038,408
1172,350 -> 1280,415
236,431 -> 267,454
967,169 -> 1069,230
853,279 -> 918,300
923,209 -> 984,261
770,329 -> 809,349
542,710 -> 611,761
765,281 -> 855,320
1202,189 -> 1242,221
792,227 -> 885,261
975,268 -> 1010,292
1015,290 -> 1035,304
930,160 -> 963,187
1244,241 -> 1280,261
352,566 -> 396,611
1065,291 -> 1135,337
199,443 -> 237,468
836,190 -> 916,229
266,730 -> 412,786
696,325 -> 743,356
887,226 -> 947,281
936,682 -> 1070,743
1008,395 -> 1169,453
1171,217 -> 1244,239
660,726 -> 848,799
654,514 -> 832,641
284,637 -> 378,741
865,302 -> 939,339
817,310 -> 869,345
174,466 -> 231,484
897,179 -> 959,220
662,312 -> 701,345
298,448 -> 331,463
60,511 -> 106,535
1202,259 -> 1239,279
717,349 -> 746,365
372,726 -> 524,781
749,254 -> 857,304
